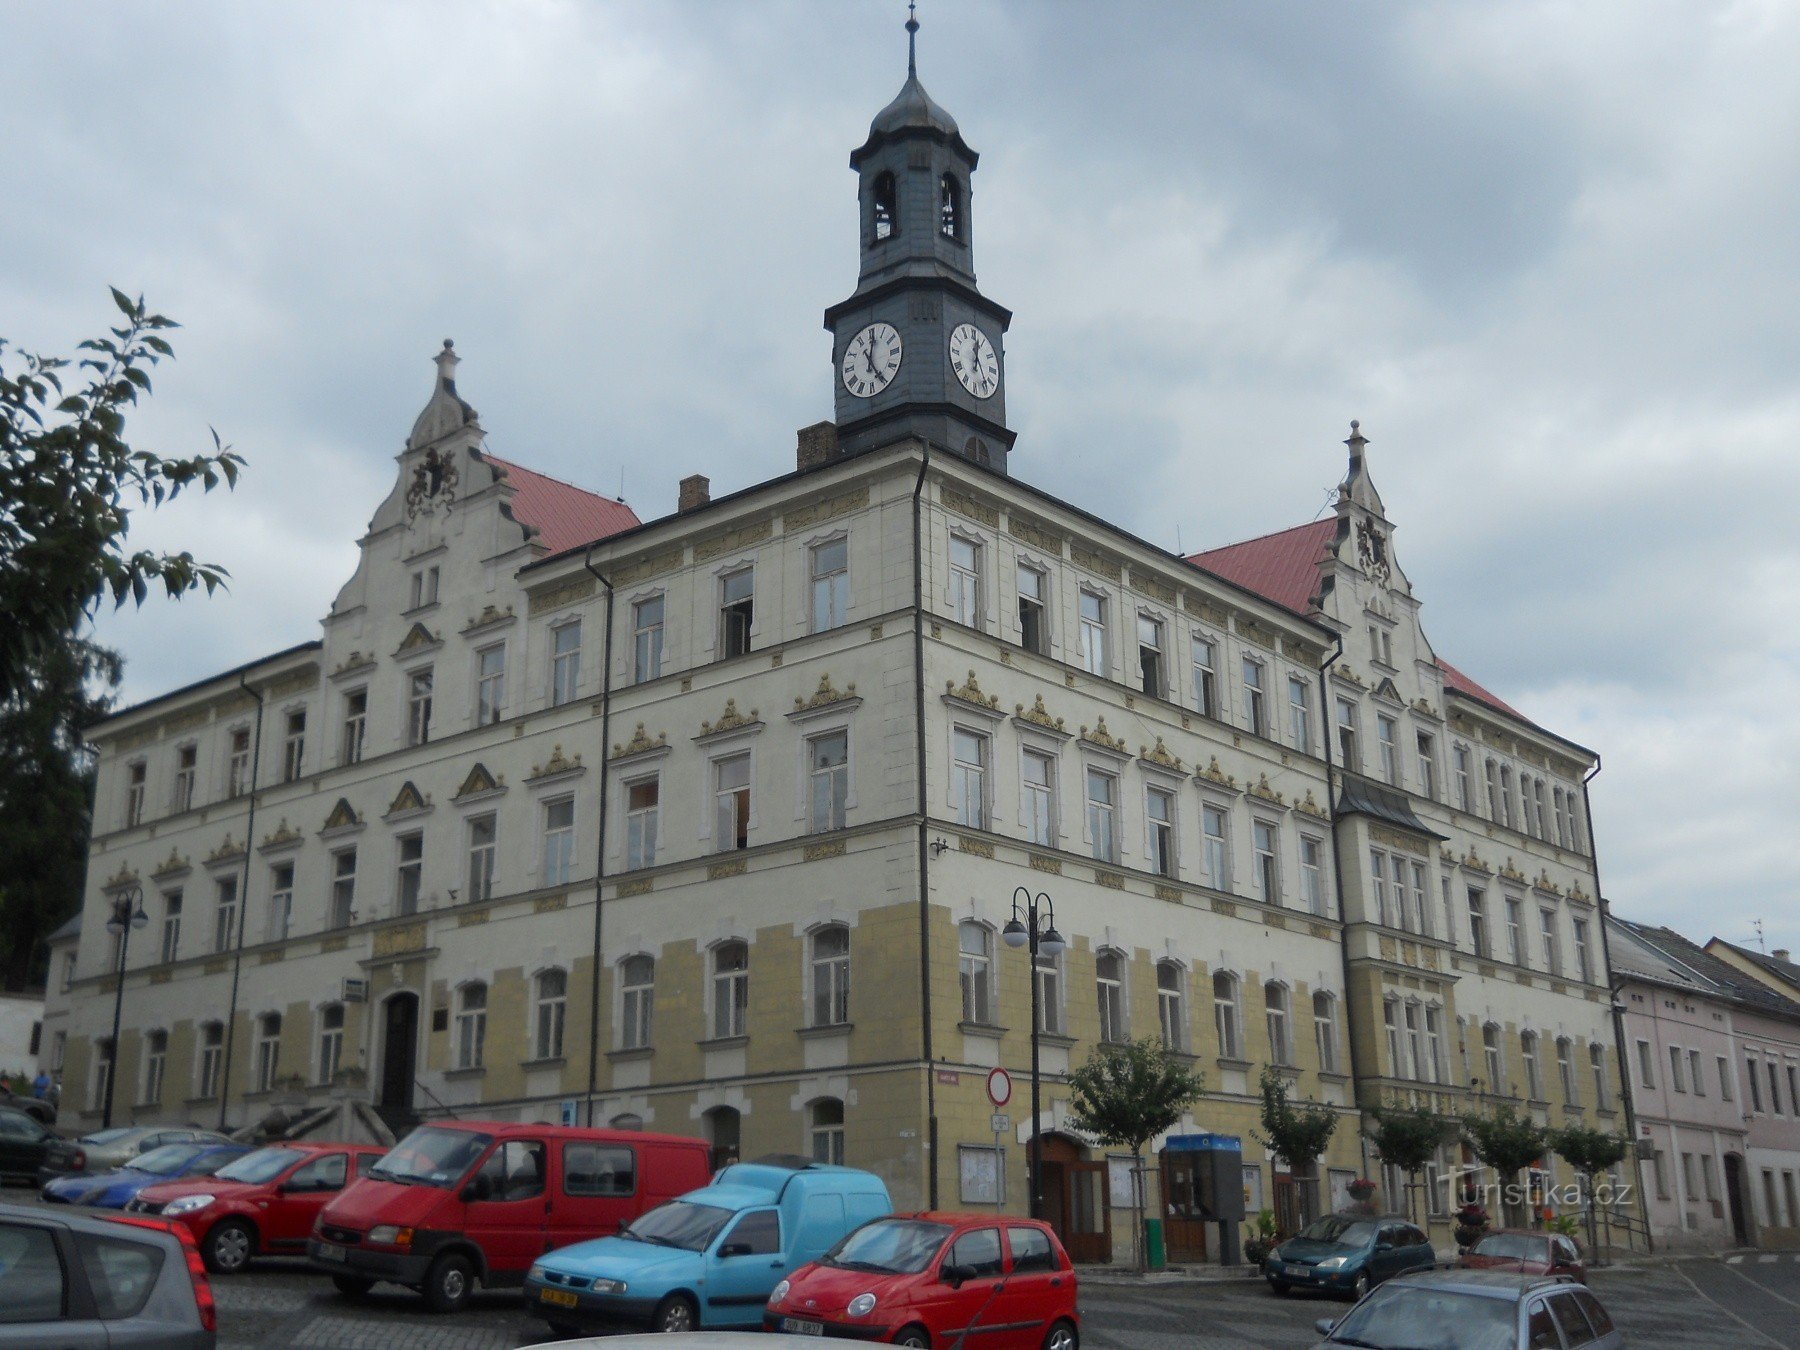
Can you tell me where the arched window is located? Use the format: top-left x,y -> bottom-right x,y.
1212,971 -> 1241,1059
1156,961 -> 1185,1051
620,955 -> 655,1050
1312,992 -> 1338,1074
871,171 -> 897,243
1264,982 -> 1291,1066
939,173 -> 963,240
1521,1030 -> 1542,1100
810,1098 -> 845,1165
1096,950 -> 1126,1043
143,1029 -> 168,1105
810,925 -> 850,1028
317,1004 -> 345,1084
534,969 -> 567,1060
1589,1043 -> 1610,1110
254,1013 -> 282,1091
1556,1036 -> 1577,1105
958,922 -> 994,1024
705,1105 -> 742,1171
1482,1022 -> 1504,1090
455,983 -> 487,1070
712,942 -> 749,1040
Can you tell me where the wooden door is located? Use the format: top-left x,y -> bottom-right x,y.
1160,1152 -> 1209,1264
1035,1136 -> 1111,1265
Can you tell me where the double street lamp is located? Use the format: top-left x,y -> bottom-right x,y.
1001,885 -> 1065,1221
101,884 -> 148,1129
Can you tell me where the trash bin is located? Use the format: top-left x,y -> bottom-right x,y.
1142,1217 -> 1166,1271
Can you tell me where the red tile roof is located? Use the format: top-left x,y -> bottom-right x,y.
1436,658 -> 1524,720
484,454 -> 640,554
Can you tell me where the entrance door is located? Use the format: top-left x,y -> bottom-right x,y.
379,993 -> 418,1116
1724,1154 -> 1751,1247
1036,1136 -> 1111,1265
1159,1152 -> 1209,1264
1273,1171 -> 1301,1238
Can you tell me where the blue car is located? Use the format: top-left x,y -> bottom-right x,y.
1265,1214 -> 1437,1300
41,1140 -> 250,1208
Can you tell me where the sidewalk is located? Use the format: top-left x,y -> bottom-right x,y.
1076,1262 -> 1263,1286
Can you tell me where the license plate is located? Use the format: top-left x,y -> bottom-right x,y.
780,1317 -> 824,1336
316,1243 -> 347,1263
538,1287 -> 579,1309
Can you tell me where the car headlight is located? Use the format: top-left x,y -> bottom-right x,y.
771,1279 -> 790,1305
591,1277 -> 626,1294
1316,1256 -> 1348,1269
848,1293 -> 878,1318
367,1225 -> 414,1248
164,1194 -> 215,1216
528,1264 -> 546,1283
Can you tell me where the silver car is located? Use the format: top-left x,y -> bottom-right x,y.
37,1126 -> 230,1185
0,1200 -> 215,1348
1313,1269 -> 1624,1349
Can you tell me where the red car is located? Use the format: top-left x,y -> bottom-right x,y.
127,1141 -> 386,1273
765,1212 -> 1079,1349
1457,1229 -> 1587,1283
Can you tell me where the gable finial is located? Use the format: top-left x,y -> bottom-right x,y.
906,1 -> 919,79
435,338 -> 460,391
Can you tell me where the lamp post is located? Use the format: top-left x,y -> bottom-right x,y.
101,884 -> 147,1129
1001,885 -> 1065,1221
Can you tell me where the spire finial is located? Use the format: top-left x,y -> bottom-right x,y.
434,338 -> 460,390
906,2 -> 919,79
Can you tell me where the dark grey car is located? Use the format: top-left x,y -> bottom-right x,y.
0,1200 -> 215,1348
1314,1269 -> 1624,1349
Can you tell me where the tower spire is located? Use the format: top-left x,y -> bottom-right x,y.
906,2 -> 918,79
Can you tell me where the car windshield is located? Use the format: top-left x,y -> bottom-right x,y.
372,1128 -> 494,1187
127,1145 -> 203,1176
1472,1234 -> 1544,1261
1330,1286 -> 1518,1350
1298,1216 -> 1377,1247
81,1128 -> 136,1146
217,1147 -> 307,1184
622,1201 -> 735,1252
822,1219 -> 954,1274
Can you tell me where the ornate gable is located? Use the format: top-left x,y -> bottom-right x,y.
393,622 -> 441,657
453,764 -> 505,800
321,799 -> 362,832
385,781 -> 431,817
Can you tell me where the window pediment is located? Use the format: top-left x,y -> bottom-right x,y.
1012,695 -> 1071,743
694,698 -> 765,746
460,604 -> 516,638
383,781 -> 434,821
943,670 -> 1004,721
392,623 -> 442,658
610,723 -> 672,766
318,801 -> 365,839
452,763 -> 508,803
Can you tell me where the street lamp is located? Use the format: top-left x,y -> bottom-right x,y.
1001,885 -> 1065,1221
102,884 -> 147,1129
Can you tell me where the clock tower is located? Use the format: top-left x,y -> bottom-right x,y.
824,12 -> 1015,471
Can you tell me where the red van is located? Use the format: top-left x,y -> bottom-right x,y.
307,1121 -> 711,1312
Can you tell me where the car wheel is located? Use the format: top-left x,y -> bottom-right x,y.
202,1219 -> 256,1275
1042,1317 -> 1079,1350
330,1274 -> 374,1298
653,1293 -> 698,1333
895,1326 -> 932,1348
423,1253 -> 475,1314
1351,1272 -> 1371,1301
1269,1279 -> 1291,1296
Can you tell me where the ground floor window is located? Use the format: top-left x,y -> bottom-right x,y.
809,1098 -> 845,1165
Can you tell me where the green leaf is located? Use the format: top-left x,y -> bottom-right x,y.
110,286 -> 136,317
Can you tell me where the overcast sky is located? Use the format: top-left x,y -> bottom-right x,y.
6,1 -> 1795,954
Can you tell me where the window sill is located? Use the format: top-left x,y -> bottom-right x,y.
184,1095 -> 217,1107
521,1057 -> 567,1069
798,1023 -> 853,1040
1033,1032 -> 1077,1050
697,1035 -> 749,1051
444,1066 -> 487,1080
959,1021 -> 1007,1040
1317,1071 -> 1352,1085
607,1046 -> 654,1062
1216,1056 -> 1253,1072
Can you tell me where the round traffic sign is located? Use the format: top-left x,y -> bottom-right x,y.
986,1067 -> 1012,1107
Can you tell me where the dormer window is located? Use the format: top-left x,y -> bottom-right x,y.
939,174 -> 963,240
871,172 -> 897,244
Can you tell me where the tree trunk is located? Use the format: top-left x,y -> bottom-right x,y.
1132,1148 -> 1147,1272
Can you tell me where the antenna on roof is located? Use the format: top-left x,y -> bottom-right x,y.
1753,918 -> 1767,953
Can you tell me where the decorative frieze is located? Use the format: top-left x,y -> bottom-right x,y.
526,576 -> 596,615
1028,854 -> 1062,875
612,548 -> 686,588
692,519 -> 773,564
783,486 -> 869,533
1369,824 -> 1427,855
1237,617 -> 1278,650
616,877 -> 653,897
265,669 -> 318,700
1185,595 -> 1232,629
1007,514 -> 1065,555
534,894 -> 567,914
457,909 -> 489,927
373,924 -> 427,958
958,836 -> 995,859
804,839 -> 847,862
1069,543 -> 1121,582
708,859 -> 747,880
1129,569 -> 1177,606
1154,885 -> 1181,903
939,486 -> 999,529
1095,870 -> 1124,890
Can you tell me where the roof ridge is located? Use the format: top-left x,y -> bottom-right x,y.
1188,516 -> 1332,559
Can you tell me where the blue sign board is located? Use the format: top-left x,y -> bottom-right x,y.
1163,1132 -> 1242,1153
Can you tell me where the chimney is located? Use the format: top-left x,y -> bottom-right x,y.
678,474 -> 711,513
796,421 -> 839,470
1774,948 -> 1792,964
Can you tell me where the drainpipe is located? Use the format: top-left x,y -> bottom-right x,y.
911,441 -> 938,1209
215,673 -> 266,1134
582,548 -> 616,1128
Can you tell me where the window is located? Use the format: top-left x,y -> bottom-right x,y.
254,1013 -> 282,1092
619,955 -> 654,1050
406,669 -> 433,746
1534,780 -> 1550,840
625,777 -> 659,869
1376,715 -> 1399,785
454,983 -> 487,1069
807,731 -> 849,833
1242,658 -> 1267,736
1484,759 -> 1501,820
811,925 -> 850,1027
125,760 -> 146,826
475,644 -> 506,724
1688,1048 -> 1705,1097
1553,787 -> 1569,846
93,1037 -> 114,1109
810,1098 -> 846,1165
1202,805 -> 1229,889
1539,909 -> 1561,976
1034,948 -> 1063,1034
1370,851 -> 1390,926
341,689 -> 367,764
196,1022 -> 223,1098
1636,1039 -> 1655,1090
810,537 -> 849,631
394,835 -> 422,917
1022,749 -> 1056,846
1771,1060 -> 1785,1114
227,727 -> 251,798
1251,820 -> 1279,904
1572,918 -> 1592,983
720,567 -> 755,657
1265,983 -> 1291,1065
280,710 -> 306,782
1468,890 -> 1489,958
409,565 -> 440,609
1213,972 -> 1241,1059
939,171 -> 962,239
714,753 -> 752,851
959,922 -> 995,1024
143,1029 -> 167,1104
550,621 -> 582,704
1712,1054 -> 1732,1102
1287,676 -> 1312,753
330,849 -> 356,928
466,815 -> 497,902
213,877 -> 239,952
871,170 -> 896,241
1483,1023 -> 1504,1090
268,863 -> 295,941
173,744 -> 197,812
1137,615 -> 1166,696
0,1217 -> 64,1323
1453,745 -> 1473,811
1506,898 -> 1525,965
1314,992 -> 1338,1072
1747,1056 -> 1763,1111
1416,732 -> 1436,798
713,942 -> 749,1039
1192,636 -> 1219,717
1522,1032 -> 1542,1098
1699,1154 -> 1718,1202
1157,961 -> 1184,1050
318,1005 -> 344,1083
1335,698 -> 1359,771
1499,765 -> 1517,829
1384,1000 -> 1403,1077
534,969 -> 567,1060
1558,1038 -> 1577,1104
1146,786 -> 1176,877
1077,589 -> 1106,674
1370,624 -> 1393,666
159,891 -> 182,964
1424,1006 -> 1444,1082
1085,768 -> 1118,863
1096,951 -> 1126,1042
542,797 -> 575,886
1017,565 -> 1048,655
51,1029 -> 66,1073
1410,861 -> 1432,936
949,537 -> 982,629
1592,1045 -> 1611,1110
632,596 -> 665,682
1299,836 -> 1325,915
952,729 -> 988,830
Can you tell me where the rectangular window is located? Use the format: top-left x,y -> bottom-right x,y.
1377,714 -> 1399,785
227,727 -> 251,798
1336,698 -> 1360,772
1370,624 -> 1393,666
1202,805 -> 1229,889
1425,1006 -> 1444,1083
1553,787 -> 1569,846
1572,918 -> 1592,983
949,537 -> 982,629
959,922 -> 993,1024
1022,749 -> 1056,846
810,537 -> 849,631
1534,780 -> 1550,840
807,730 -> 849,833
952,729 -> 988,830
632,596 -> 665,682
1637,1039 -> 1655,1090
213,876 -> 239,952
475,644 -> 506,725
1453,745 -> 1473,811
1651,1151 -> 1669,1200
1300,836 -> 1325,915
534,972 -> 566,1060
1771,1060 -> 1785,1114
542,797 -> 575,886
811,928 -> 850,1027
318,1006 -> 345,1083
125,761 -> 146,827
720,567 -> 755,658
254,1017 -> 281,1092
1499,765 -> 1517,829
395,834 -> 422,917
1689,1048 -> 1705,1097
1668,1045 -> 1686,1093
173,745 -> 197,812
1085,768 -> 1118,863
1017,565 -> 1048,655
268,862 -> 294,942
550,620 -> 582,705
1035,951 -> 1063,1035
1506,898 -> 1525,965
625,778 -> 659,869
620,957 -> 654,1050
1078,590 -> 1107,675
1146,786 -> 1176,877
1468,890 -> 1489,958
1718,1056 -> 1734,1102
341,689 -> 367,764
1191,636 -> 1218,718
1370,850 -> 1390,927
409,565 -> 439,609
1538,909 -> 1561,975
1314,997 -> 1337,1073
1288,676 -> 1312,753
281,710 -> 306,782
1416,732 -> 1436,798
1410,862 -> 1431,937
330,848 -> 356,928
455,987 -> 486,1070
1252,820 -> 1279,904
1242,658 -> 1267,736
159,891 -> 182,964
406,669 -> 433,746
714,753 -> 751,851
1137,615 -> 1166,697
466,815 -> 497,901
1485,759 -> 1501,820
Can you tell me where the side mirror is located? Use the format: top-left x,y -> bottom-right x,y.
460,1173 -> 493,1203
941,1263 -> 968,1288
1315,1317 -> 1337,1335
718,1242 -> 751,1258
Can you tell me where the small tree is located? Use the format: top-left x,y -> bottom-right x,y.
1462,1106 -> 1551,1227
1255,1067 -> 1338,1229
1366,1103 -> 1452,1222
1549,1124 -> 1631,1260
1066,1038 -> 1205,1270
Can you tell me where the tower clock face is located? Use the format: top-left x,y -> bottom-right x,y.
949,323 -> 1000,399
841,323 -> 903,398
